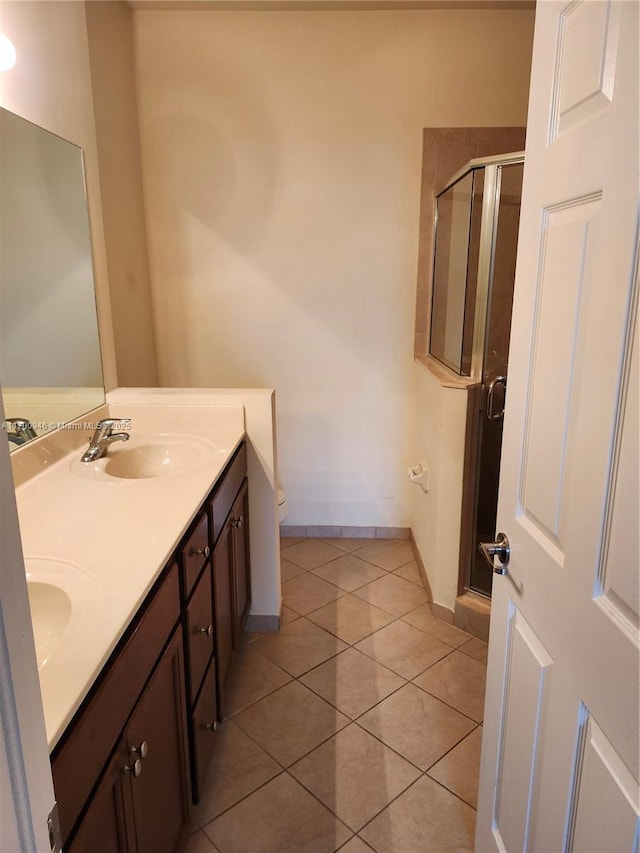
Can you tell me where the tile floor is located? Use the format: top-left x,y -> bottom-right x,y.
188,537 -> 487,853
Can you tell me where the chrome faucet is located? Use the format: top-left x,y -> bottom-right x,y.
82,418 -> 130,463
5,418 -> 38,445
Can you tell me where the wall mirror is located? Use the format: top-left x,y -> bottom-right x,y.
0,107 -> 105,450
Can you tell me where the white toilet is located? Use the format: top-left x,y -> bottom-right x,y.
278,486 -> 288,523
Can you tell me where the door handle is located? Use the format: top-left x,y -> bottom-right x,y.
487,376 -> 506,421
479,532 -> 510,575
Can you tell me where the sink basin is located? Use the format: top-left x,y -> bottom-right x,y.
71,432 -> 219,482
103,442 -> 204,479
24,557 -> 100,671
27,582 -> 72,669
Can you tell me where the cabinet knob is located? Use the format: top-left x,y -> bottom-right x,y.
199,625 -> 213,637
130,741 -> 148,760
205,721 -> 218,732
231,516 -> 243,529
195,545 -> 210,559
124,758 -> 143,778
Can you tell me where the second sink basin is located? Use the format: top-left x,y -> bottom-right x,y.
25,557 -> 100,671
28,582 -> 72,669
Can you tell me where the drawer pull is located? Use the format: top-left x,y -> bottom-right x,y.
130,741 -> 148,760
198,625 -> 213,637
193,545 -> 210,559
205,721 -> 218,732
124,758 -> 143,778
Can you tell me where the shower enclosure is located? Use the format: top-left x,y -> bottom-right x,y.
430,152 -> 525,597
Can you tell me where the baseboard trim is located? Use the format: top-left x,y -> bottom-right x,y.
431,602 -> 455,624
246,613 -> 280,633
280,524 -> 411,540
409,535 -> 433,603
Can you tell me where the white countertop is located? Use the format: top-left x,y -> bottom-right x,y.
14,402 -> 245,749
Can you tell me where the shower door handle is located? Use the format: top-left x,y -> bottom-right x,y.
486,376 -> 506,421
479,532 -> 510,575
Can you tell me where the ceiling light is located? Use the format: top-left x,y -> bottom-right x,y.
0,34 -> 16,72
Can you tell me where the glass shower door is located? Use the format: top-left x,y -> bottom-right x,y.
469,162 -> 524,596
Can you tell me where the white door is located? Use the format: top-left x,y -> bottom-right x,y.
476,2 -> 639,852
0,391 -> 57,850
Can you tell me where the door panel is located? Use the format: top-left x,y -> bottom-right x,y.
127,631 -> 189,853
493,607 -> 553,853
476,2 -> 639,851
68,738 -> 134,853
597,298 -> 639,628
520,196 -> 601,548
568,712 -> 640,852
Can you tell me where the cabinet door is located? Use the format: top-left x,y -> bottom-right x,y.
212,524 -> 233,718
126,630 -> 190,853
185,565 -> 214,705
67,738 -> 135,853
230,480 -> 251,648
190,656 -> 218,804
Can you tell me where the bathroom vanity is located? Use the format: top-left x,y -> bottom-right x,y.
37,432 -> 251,850
9,389 -> 281,852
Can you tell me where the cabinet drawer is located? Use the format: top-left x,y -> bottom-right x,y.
191,657 -> 218,804
181,512 -> 210,599
52,563 -> 180,844
211,442 -> 247,543
186,566 -> 214,705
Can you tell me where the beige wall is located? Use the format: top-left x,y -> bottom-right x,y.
412,364 -> 468,612
134,8 -> 534,526
86,1 -> 158,386
0,1 -> 117,390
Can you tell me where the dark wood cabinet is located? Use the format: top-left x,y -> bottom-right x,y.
66,631 -> 189,853
53,440 -> 251,845
69,738 -> 134,853
212,522 -> 233,719
190,657 -> 218,800
127,632 -> 190,853
185,564 -> 214,706
230,479 -> 251,648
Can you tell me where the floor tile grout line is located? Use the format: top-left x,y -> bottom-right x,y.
408,673 -> 485,726
308,560 -> 427,596
302,592 -> 388,617
348,716 -> 450,778
351,633 -> 454,680
423,759 -> 482,812
282,538 -> 418,574
286,752 -> 417,838
231,684 -> 352,769
294,634 -> 418,685
292,593 -> 475,650
296,667 -> 409,723
277,769 -> 357,838
197,766 -> 289,829
350,773 -> 434,840
253,642 -> 350,680
354,771 -> 477,841
424,770 -> 479,812
226,670 -> 294,718
421,720 -> 483,772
